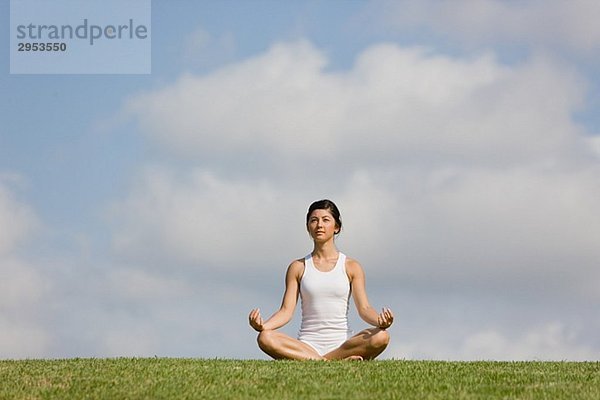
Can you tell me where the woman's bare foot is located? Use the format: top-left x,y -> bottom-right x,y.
344,355 -> 364,361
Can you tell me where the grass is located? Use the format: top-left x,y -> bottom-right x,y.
0,358 -> 598,399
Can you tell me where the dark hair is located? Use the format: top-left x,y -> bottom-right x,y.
306,199 -> 342,234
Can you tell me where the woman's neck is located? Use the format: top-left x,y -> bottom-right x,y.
311,240 -> 338,259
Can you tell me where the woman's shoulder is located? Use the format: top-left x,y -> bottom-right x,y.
287,257 -> 306,275
344,255 -> 364,275
290,257 -> 306,267
343,254 -> 362,266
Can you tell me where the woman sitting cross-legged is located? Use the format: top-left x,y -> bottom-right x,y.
249,199 -> 394,361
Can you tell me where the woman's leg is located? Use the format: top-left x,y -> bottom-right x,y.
257,330 -> 324,360
323,328 -> 390,360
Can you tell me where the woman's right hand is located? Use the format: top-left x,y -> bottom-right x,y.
249,308 -> 264,332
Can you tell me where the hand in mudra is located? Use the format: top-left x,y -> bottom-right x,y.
249,308 -> 264,332
377,308 -> 394,329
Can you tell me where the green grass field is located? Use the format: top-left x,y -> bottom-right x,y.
1,358 -> 598,399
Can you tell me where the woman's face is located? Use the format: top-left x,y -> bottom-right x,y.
307,208 -> 339,242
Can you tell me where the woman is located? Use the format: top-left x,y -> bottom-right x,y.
249,199 -> 394,360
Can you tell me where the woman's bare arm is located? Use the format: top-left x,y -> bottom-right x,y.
347,258 -> 394,329
249,260 -> 303,332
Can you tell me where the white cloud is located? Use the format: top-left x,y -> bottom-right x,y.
126,40 -> 336,162
375,166 -> 600,299
0,179 -> 38,256
379,0 -> 600,55
0,319 -> 50,359
392,322 -> 597,361
0,179 -> 44,312
126,41 -> 588,170
0,257 -> 51,359
110,167 -> 309,269
589,135 -> 600,157
109,267 -> 195,301
0,257 -> 46,313
0,178 -> 50,359
94,260 -> 272,358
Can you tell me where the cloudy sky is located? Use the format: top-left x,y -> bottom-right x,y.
1,0 -> 599,360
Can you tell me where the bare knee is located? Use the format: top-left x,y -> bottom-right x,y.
257,329 -> 276,352
369,329 -> 390,351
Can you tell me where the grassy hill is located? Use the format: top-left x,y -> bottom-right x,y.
1,358 -> 598,399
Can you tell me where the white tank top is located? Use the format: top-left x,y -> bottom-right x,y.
298,252 -> 351,341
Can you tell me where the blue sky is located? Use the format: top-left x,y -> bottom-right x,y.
1,0 -> 599,360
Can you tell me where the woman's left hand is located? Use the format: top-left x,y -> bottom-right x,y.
377,307 -> 394,329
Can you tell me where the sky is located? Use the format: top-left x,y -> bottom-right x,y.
1,0 -> 599,360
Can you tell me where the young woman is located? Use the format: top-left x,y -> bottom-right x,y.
248,199 -> 394,360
